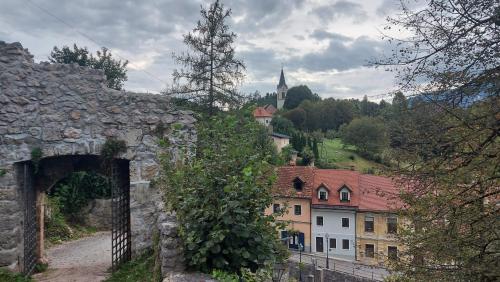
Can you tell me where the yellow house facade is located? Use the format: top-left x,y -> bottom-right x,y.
355,212 -> 402,265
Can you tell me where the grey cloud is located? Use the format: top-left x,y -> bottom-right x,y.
310,30 -> 352,41
0,0 -> 200,51
290,36 -> 390,71
310,1 -> 367,23
228,0 -> 304,35
376,0 -> 399,16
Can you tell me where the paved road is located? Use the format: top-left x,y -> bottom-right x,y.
33,232 -> 111,282
289,251 -> 389,281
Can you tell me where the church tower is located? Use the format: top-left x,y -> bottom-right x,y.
276,68 -> 288,109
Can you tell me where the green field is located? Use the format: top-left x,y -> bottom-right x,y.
318,138 -> 383,173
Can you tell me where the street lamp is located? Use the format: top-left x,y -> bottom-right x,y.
325,233 -> 330,269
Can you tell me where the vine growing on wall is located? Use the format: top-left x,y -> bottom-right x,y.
31,147 -> 43,173
100,138 -> 127,175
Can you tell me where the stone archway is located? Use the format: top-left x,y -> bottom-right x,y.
0,41 -> 196,273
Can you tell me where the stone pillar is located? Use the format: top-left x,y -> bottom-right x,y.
157,212 -> 185,276
36,191 -> 47,263
307,274 -> 314,282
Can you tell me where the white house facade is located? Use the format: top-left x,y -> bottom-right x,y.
311,207 -> 357,261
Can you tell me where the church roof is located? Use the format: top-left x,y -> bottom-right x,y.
277,69 -> 287,89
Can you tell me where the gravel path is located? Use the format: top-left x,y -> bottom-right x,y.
33,231 -> 112,282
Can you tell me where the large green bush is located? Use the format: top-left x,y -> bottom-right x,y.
161,110 -> 288,274
49,171 -> 110,222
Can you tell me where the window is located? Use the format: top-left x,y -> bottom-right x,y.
387,217 -> 398,234
339,186 -> 351,202
341,191 -> 349,202
365,244 -> 375,258
316,216 -> 323,226
342,239 -> 350,250
342,217 -> 349,228
365,216 -> 374,232
388,246 -> 398,260
316,237 -> 324,252
318,186 -> 328,200
273,204 -> 280,213
294,205 -> 301,215
293,178 -> 303,191
329,238 -> 336,249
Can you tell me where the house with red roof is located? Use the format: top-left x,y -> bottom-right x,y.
355,174 -> 402,265
253,106 -> 273,126
265,166 -> 314,252
311,170 -> 360,260
268,166 -> 403,265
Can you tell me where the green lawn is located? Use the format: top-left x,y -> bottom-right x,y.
318,138 -> 383,173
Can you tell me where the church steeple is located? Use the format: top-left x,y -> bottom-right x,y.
276,68 -> 288,110
278,68 -> 287,89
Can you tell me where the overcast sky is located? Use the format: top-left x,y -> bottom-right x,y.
0,0 -> 404,101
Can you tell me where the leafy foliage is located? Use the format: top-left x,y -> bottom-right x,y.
0,269 -> 32,282
283,85 -> 320,109
170,0 -> 245,116
49,172 -> 110,222
161,110 -> 287,274
30,147 -> 43,173
340,117 -> 388,157
271,116 -> 295,136
49,44 -> 128,90
378,0 -> 500,280
105,249 -> 160,282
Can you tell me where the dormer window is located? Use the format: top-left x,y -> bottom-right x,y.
338,186 -> 351,202
293,177 -> 304,191
317,186 -> 328,201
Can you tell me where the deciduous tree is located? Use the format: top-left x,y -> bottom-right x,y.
378,0 -> 500,280
50,44 -> 128,90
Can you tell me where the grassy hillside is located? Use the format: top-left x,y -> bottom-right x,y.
318,138 -> 384,173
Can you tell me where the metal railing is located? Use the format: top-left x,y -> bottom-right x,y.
289,250 -> 389,281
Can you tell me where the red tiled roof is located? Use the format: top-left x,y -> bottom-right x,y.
253,107 -> 273,118
264,104 -> 277,114
312,169 -> 361,207
358,174 -> 402,212
273,167 -> 402,211
273,166 -> 315,198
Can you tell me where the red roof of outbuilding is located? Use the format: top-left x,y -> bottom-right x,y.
253,107 -> 273,118
264,104 -> 277,114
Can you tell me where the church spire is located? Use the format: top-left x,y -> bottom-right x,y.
278,68 -> 287,88
276,67 -> 288,110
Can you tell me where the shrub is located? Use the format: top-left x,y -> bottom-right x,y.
49,172 -> 110,222
161,110 -> 288,274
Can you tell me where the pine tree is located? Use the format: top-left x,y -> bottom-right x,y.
171,0 -> 245,116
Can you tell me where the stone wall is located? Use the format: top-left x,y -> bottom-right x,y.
80,199 -> 112,230
0,41 -> 196,270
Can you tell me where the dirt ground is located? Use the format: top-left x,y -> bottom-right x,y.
33,231 -> 111,282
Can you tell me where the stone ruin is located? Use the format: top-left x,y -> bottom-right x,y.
0,41 -> 195,274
